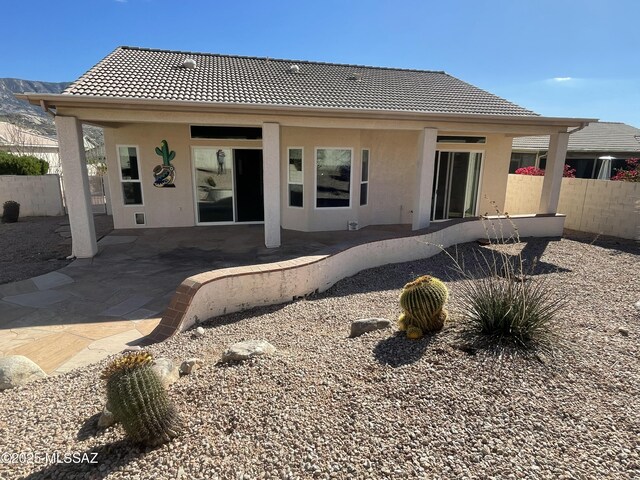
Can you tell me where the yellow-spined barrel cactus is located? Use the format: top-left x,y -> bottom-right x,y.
102,351 -> 181,446
398,275 -> 449,339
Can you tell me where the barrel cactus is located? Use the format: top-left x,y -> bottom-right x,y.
102,351 -> 181,446
398,275 -> 449,339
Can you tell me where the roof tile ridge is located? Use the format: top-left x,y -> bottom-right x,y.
118,45 -> 447,75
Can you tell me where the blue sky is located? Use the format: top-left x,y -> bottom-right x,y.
2,0 -> 638,126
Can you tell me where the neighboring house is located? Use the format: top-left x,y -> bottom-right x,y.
0,120 -> 106,176
511,122 -> 640,179
0,121 -> 62,174
18,46 -> 594,258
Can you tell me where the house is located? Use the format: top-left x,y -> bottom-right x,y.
0,121 -> 62,174
17,46 -> 594,258
511,121 -> 640,178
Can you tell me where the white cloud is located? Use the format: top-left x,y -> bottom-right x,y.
552,77 -> 573,82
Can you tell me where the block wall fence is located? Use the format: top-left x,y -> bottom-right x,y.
505,174 -> 639,240
0,175 -> 65,217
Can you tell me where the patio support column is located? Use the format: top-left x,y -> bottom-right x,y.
262,122 -> 281,248
55,115 -> 97,258
412,127 -> 438,230
538,131 -> 570,214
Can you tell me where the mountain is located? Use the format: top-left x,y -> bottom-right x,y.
0,78 -> 102,144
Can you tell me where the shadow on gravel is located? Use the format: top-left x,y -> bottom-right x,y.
563,229 -> 639,255
77,413 -> 103,441
22,439 -> 146,480
373,331 -> 437,367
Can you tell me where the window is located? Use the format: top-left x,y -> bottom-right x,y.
288,148 -> 304,207
191,126 -> 262,140
316,148 -> 352,208
118,146 -> 143,205
509,152 -> 537,173
437,136 -> 486,144
360,149 -> 369,206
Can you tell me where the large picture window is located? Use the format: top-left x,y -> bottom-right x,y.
316,148 -> 352,208
118,146 -> 143,205
288,148 -> 304,208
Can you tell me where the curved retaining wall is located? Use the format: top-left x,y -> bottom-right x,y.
146,214 -> 565,343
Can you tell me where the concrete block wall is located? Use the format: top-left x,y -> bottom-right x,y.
505,174 -> 639,240
0,175 -> 65,217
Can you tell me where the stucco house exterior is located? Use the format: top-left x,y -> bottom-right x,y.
18,46 -> 594,258
511,121 -> 640,179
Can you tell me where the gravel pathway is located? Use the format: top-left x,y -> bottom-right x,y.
0,236 -> 638,479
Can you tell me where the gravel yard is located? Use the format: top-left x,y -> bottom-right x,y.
0,215 -> 113,284
0,235 -> 638,479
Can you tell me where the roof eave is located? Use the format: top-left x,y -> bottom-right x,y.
16,93 -> 596,128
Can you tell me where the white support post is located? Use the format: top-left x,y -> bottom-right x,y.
538,132 -> 570,214
55,116 -> 97,258
412,127 -> 438,230
262,122 -> 281,248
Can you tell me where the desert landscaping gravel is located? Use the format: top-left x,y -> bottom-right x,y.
0,235 -> 638,479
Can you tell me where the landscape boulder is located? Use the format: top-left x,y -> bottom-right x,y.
221,340 -> 276,363
350,318 -> 391,338
0,355 -> 47,390
152,358 -> 180,386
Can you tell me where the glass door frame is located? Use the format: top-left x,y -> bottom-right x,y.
431,149 -> 484,222
191,146 -> 264,226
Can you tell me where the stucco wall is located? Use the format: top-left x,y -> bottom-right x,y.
103,121 -> 514,232
505,174 -> 639,240
0,174 -> 64,217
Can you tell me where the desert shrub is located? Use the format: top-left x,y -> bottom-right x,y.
454,251 -> 562,347
0,151 -> 49,175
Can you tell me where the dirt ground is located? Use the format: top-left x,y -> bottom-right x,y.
0,214 -> 113,284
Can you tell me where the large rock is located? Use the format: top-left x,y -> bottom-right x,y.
152,358 -> 180,386
350,318 -> 391,338
179,358 -> 202,376
97,402 -> 117,428
0,355 -> 47,390
221,340 -> 276,363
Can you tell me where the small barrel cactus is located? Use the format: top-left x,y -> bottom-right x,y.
102,351 -> 181,446
398,275 -> 449,339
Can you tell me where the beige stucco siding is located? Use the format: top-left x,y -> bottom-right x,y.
104,124 -> 197,229
103,118 -> 514,231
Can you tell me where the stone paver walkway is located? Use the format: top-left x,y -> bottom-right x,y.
0,222 -> 424,375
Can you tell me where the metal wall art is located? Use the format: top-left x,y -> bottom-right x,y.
153,140 -> 176,188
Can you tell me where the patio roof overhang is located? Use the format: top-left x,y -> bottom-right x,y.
16,92 -> 596,135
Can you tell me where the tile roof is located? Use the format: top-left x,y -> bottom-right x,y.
63,46 -> 539,117
513,122 -> 640,152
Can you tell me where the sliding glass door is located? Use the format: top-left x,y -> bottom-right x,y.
431,151 -> 482,221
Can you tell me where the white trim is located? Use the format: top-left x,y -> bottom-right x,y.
287,146 -> 304,209
314,147 -> 354,210
360,148 -> 369,206
116,144 -> 144,207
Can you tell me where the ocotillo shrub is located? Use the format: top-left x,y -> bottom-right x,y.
102,351 -> 181,446
398,275 -> 449,339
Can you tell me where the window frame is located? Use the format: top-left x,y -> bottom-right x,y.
287,147 -> 304,208
360,148 -> 369,206
116,144 -> 144,207
314,147 -> 353,210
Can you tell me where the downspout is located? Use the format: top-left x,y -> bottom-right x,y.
39,99 -> 56,118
